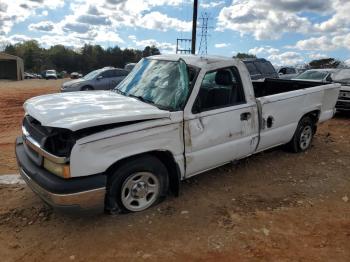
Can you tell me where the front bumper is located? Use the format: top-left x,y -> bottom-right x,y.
15,137 -> 107,211
60,85 -> 81,92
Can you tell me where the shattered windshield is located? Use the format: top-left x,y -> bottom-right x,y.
114,58 -> 189,111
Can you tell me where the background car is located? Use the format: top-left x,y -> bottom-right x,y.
45,70 -> 58,80
293,69 -> 336,83
293,68 -> 350,112
61,67 -> 129,92
124,63 -> 136,72
278,67 -> 303,79
242,58 -> 279,80
24,72 -> 35,79
70,72 -> 80,79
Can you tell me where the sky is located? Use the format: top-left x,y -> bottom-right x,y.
0,0 -> 350,66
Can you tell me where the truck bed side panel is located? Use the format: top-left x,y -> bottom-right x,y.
256,84 -> 340,152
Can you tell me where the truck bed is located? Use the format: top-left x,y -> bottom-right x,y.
252,78 -> 326,98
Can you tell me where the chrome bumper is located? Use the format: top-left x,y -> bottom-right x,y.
19,167 -> 106,210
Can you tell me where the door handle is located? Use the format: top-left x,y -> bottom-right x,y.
240,112 -> 251,121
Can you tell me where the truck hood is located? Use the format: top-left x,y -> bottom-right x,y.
24,91 -> 170,131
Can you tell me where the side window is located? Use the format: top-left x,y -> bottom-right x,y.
257,62 -> 275,75
193,67 -> 246,113
245,62 -> 259,76
279,68 -> 287,74
101,70 -> 113,78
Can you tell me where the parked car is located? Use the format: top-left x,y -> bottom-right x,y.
61,67 -> 129,92
16,55 -> 340,213
293,69 -> 350,111
242,58 -> 279,80
24,72 -> 35,79
293,69 -> 336,83
45,70 -> 58,80
278,67 -> 301,79
70,72 -> 80,79
124,63 -> 136,72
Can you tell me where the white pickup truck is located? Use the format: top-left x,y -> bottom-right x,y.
16,55 -> 340,213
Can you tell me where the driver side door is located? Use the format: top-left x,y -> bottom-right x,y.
184,67 -> 259,177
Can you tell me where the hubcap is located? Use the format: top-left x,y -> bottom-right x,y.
121,172 -> 160,212
300,125 -> 312,150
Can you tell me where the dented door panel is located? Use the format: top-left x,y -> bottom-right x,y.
184,103 -> 258,177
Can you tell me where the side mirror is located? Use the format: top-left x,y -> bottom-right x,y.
97,75 -> 103,80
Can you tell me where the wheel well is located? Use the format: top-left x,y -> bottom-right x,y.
301,110 -> 320,134
301,110 -> 320,124
81,85 -> 93,90
105,151 -> 181,197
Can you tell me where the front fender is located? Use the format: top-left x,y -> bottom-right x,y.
69,120 -> 185,179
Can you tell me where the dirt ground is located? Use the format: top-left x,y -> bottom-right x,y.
0,80 -> 349,261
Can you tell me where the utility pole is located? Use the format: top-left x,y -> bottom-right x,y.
191,0 -> 198,54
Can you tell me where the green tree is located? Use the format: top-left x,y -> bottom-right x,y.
233,53 -> 257,59
308,58 -> 341,69
142,45 -> 160,57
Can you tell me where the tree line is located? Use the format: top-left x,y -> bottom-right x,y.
3,40 -> 160,74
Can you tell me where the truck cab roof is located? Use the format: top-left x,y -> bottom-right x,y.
149,54 -> 237,68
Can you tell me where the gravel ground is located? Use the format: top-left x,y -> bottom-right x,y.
0,80 -> 349,261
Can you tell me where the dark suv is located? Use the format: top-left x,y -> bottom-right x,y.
242,58 -> 279,80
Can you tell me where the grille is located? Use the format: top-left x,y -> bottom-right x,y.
23,115 -> 48,146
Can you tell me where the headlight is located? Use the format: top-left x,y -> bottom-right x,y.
44,158 -> 70,179
339,91 -> 350,98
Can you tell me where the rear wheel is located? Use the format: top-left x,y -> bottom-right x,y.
105,155 -> 169,214
287,116 -> 315,153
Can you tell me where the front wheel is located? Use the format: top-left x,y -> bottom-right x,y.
105,155 -> 169,214
81,86 -> 93,91
287,116 -> 315,153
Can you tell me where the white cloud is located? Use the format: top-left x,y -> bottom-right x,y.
201,1 -> 225,9
29,21 -> 55,32
138,11 -> 191,32
0,0 -> 64,35
292,34 -> 350,51
214,43 -> 230,48
249,46 -> 279,55
217,0 -> 312,40
308,53 -> 328,60
129,36 -> 176,53
268,51 -> 304,66
345,59 -> 350,66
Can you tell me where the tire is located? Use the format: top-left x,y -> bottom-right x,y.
81,86 -> 93,91
287,116 -> 315,153
105,155 -> 169,214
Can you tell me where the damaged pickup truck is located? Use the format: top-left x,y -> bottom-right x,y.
16,55 -> 340,213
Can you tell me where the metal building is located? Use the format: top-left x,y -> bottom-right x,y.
0,53 -> 24,81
